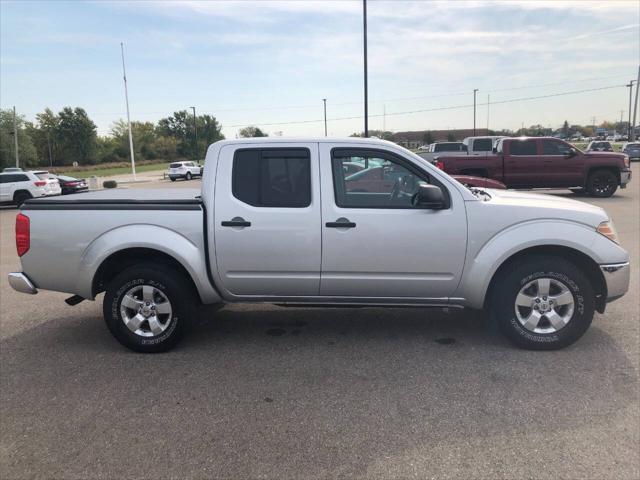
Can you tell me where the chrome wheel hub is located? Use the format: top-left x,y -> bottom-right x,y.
120,285 -> 173,337
514,278 -> 575,334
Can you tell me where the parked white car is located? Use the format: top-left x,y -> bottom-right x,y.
0,170 -> 61,206
168,161 -> 203,181
416,142 -> 467,162
462,136 -> 504,156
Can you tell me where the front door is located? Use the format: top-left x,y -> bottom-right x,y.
214,144 -> 322,297
539,138 -> 584,187
319,145 -> 467,299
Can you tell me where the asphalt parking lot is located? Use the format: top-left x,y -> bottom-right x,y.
1,168 -> 638,479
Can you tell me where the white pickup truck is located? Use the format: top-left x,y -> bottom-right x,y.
9,138 -> 630,352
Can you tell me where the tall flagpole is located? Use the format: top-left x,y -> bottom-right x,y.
121,42 -> 136,179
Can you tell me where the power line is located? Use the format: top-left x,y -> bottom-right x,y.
224,84 -> 626,128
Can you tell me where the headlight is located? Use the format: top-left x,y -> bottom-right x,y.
597,221 -> 619,244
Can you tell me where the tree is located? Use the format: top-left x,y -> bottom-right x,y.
0,109 -> 37,170
562,120 -> 569,139
157,110 -> 224,158
239,126 -> 268,138
446,132 -> 457,141
111,120 -> 158,160
422,131 -> 434,145
55,107 -> 98,164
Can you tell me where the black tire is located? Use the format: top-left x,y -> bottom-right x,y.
569,188 -> 585,195
170,177 -> 176,182
103,263 -> 196,353
186,172 -> 192,181
490,255 -> 595,350
14,192 -> 31,207
586,169 -> 618,197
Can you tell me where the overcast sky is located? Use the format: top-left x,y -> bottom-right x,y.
1,0 -> 639,138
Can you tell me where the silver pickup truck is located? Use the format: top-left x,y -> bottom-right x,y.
9,138 -> 630,352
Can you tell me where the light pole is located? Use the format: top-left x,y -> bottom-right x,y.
363,0 -> 368,137
190,106 -> 198,160
120,42 -> 136,180
322,98 -> 327,137
633,65 -> 640,141
12,106 -> 19,168
627,80 -> 635,139
473,89 -> 478,136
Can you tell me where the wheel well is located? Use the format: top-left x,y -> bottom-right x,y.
586,166 -> 620,183
13,189 -> 32,200
92,248 -> 201,302
484,245 -> 607,313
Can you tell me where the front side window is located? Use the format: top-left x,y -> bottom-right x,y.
509,140 -> 537,155
232,148 -> 311,208
332,149 -> 426,208
542,139 -> 573,155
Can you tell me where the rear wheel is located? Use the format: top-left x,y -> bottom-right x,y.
490,255 -> 595,350
170,177 -> 176,182
586,170 -> 618,197
186,172 -> 192,181
14,192 -> 31,207
103,263 -> 196,352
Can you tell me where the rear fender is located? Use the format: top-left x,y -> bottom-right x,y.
77,224 -> 221,304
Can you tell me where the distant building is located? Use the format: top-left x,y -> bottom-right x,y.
391,129 -> 490,149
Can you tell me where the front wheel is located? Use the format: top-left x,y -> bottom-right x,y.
103,264 -> 195,352
586,170 -> 618,197
490,255 -> 595,350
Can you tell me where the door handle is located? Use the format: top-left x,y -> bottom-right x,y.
221,217 -> 251,227
326,217 -> 356,228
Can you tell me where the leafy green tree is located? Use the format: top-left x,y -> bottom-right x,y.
157,110 -> 224,158
0,109 -> 38,169
446,132 -> 457,141
55,107 -> 98,164
422,131 -> 434,145
239,126 -> 268,138
111,120 -> 159,160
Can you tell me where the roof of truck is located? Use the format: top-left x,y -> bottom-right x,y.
213,137 -> 398,146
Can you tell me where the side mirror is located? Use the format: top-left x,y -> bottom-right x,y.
412,183 -> 446,209
565,148 -> 577,158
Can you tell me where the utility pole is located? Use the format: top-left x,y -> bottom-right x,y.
12,106 -> 19,168
627,80 -> 635,139
322,99 -> 327,137
632,65 -> 640,141
120,42 -> 136,180
383,104 -> 386,132
363,0 -> 368,137
486,94 -> 490,130
591,116 -> 596,138
190,106 -> 198,160
473,89 -> 478,135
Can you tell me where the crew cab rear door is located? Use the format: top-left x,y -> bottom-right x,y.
213,143 -> 322,296
503,139 -> 544,187
318,143 -> 467,299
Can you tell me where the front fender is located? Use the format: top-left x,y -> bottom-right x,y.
456,220 -> 629,309
76,224 -> 221,304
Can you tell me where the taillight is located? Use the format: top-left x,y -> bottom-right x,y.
16,213 -> 30,257
33,181 -> 47,187
623,155 -> 630,168
434,160 -> 445,170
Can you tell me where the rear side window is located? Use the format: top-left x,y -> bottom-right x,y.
169,163 -> 182,168
473,138 -> 493,152
509,140 -> 537,155
232,148 -> 311,207
0,174 -> 29,183
434,143 -> 466,152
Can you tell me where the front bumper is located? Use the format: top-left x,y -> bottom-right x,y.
8,272 -> 38,295
601,262 -> 630,302
620,169 -> 632,186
